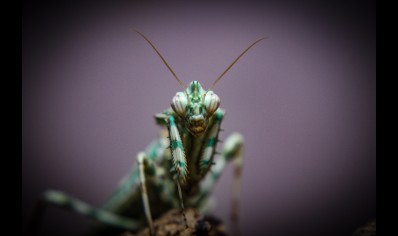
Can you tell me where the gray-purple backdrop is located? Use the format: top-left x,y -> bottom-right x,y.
23,1 -> 375,236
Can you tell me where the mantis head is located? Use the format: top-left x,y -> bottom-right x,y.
135,30 -> 265,136
171,81 -> 220,135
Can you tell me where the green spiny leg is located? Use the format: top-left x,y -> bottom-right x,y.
136,148 -> 178,235
144,134 -> 178,207
199,110 -> 224,176
193,132 -> 244,220
28,190 -> 141,235
185,109 -> 223,214
136,152 -> 157,236
167,115 -> 188,227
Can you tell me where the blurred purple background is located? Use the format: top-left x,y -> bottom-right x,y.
23,1 -> 375,235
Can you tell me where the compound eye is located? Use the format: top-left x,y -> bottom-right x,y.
204,91 -> 220,115
171,92 -> 188,117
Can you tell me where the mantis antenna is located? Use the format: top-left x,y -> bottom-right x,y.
205,37 -> 267,94
134,30 -> 187,91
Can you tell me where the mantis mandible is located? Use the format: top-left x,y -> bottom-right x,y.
31,31 -> 265,236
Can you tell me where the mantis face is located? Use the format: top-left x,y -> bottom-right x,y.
171,81 -> 220,136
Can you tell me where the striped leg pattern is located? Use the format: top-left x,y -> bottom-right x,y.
199,110 -> 224,176
29,190 -> 141,236
167,115 -> 188,227
194,132 -> 244,220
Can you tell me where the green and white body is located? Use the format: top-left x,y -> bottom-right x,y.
34,31 -> 265,235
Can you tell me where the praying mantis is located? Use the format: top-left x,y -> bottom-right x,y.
31,31 -> 265,236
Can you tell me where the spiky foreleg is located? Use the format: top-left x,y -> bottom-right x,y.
193,132 -> 244,220
199,110 -> 224,176
167,116 -> 188,228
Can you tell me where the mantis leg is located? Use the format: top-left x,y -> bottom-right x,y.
167,115 -> 188,227
136,149 -> 178,235
136,152 -> 156,236
194,132 -> 244,220
225,133 -> 244,221
28,190 -> 141,235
